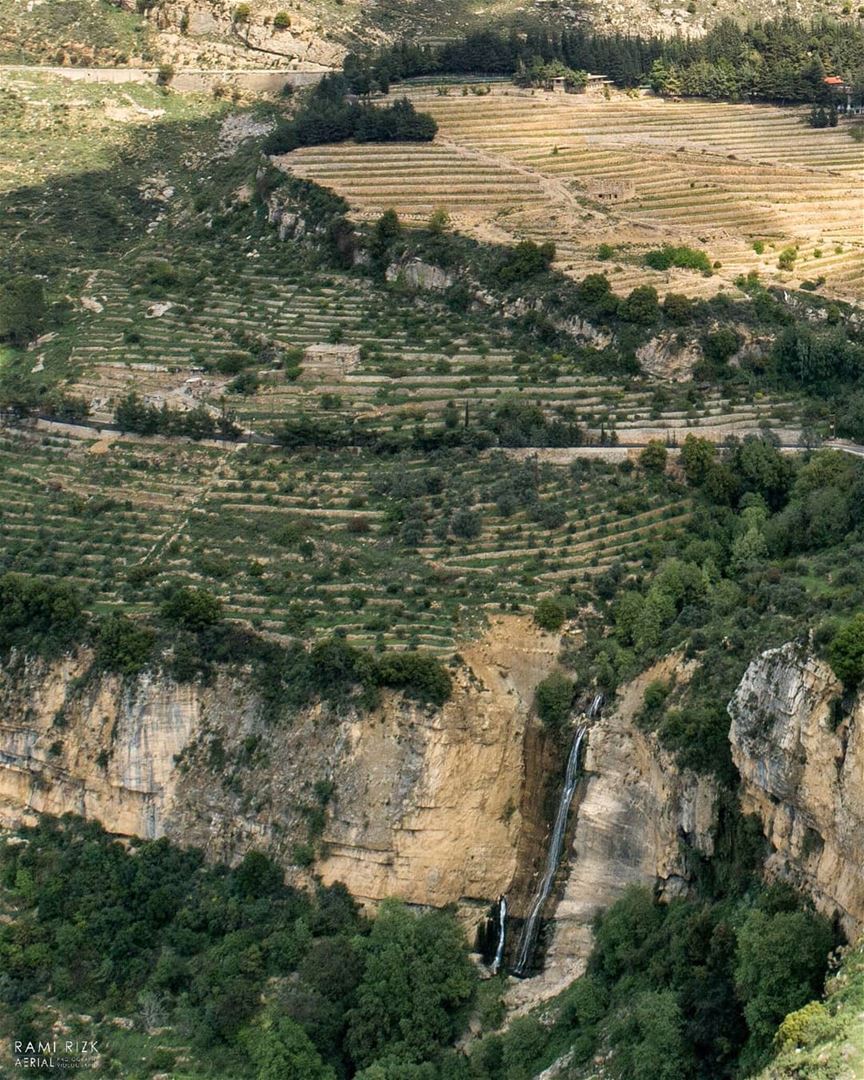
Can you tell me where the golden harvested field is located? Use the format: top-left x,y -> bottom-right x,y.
280,86 -> 864,302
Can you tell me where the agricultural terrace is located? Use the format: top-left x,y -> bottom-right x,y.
57,228 -> 801,446
281,86 -> 864,303
0,427 -> 695,653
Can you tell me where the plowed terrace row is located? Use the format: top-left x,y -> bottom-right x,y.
280,87 -> 864,303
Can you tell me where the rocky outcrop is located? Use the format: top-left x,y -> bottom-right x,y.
0,617 -> 560,926
636,331 -> 702,381
109,0 -> 345,69
385,258 -> 453,292
729,641 -> 864,938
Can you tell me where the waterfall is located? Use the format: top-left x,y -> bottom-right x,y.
512,693 -> 602,978
491,895 -> 508,974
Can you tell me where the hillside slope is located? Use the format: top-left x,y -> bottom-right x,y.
3,0 -> 861,72
758,938 -> 864,1080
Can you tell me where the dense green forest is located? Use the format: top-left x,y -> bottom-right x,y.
347,17 -> 864,104
263,77 -> 438,155
0,814 -> 837,1079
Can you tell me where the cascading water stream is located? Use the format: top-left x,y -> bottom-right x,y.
511,693 -> 603,977
491,895 -> 508,974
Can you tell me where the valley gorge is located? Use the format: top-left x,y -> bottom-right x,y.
3,618 -> 861,1005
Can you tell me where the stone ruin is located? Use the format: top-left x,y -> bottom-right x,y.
585,178 -> 636,202
300,343 -> 361,382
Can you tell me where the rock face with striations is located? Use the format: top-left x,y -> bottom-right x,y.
0,617 -> 560,924
729,640 -> 864,939
507,655 -> 719,1009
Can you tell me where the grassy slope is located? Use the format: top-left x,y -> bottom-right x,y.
758,938 -> 864,1080
0,0 -> 150,64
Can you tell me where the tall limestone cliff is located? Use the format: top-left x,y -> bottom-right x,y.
729,640 -> 864,939
0,617 -> 563,920
508,655 -> 719,1008
5,626 -> 862,996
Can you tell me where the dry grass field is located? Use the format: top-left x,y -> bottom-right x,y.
281,86 -> 864,303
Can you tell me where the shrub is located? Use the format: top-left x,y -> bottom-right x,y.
828,613 -> 864,686
644,245 -> 712,274
576,273 -> 613,305
273,10 -> 291,28
639,440 -> 668,474
701,327 -> 741,370
428,207 -> 450,234
773,1001 -> 839,1052
450,507 -> 481,539
160,587 -> 223,631
662,292 -> 694,324
535,597 -> 567,631
620,285 -> 660,325
375,652 -> 452,706
0,573 -> 83,656
494,240 -> 555,288
227,370 -> 260,395
535,671 -> 575,729
0,275 -> 46,346
94,613 -> 156,677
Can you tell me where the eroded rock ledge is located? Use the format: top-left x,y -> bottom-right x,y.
729,640 -> 864,938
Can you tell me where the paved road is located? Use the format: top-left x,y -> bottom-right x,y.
0,63 -> 328,91
14,414 -> 864,458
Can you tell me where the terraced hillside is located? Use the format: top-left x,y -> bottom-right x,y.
0,425 -> 697,652
281,86 -> 864,303
57,235 -> 801,447
0,71 -> 838,665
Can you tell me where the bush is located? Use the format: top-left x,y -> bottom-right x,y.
534,597 -> 566,631
639,441 -> 668,474
272,10 -> 291,28
773,1001 -> 838,1052
0,573 -> 83,656
94,613 -> 156,677
576,273 -> 613,306
535,671 -> 575,729
620,285 -> 659,325
644,245 -> 712,274
701,327 -> 741,371
493,240 -> 555,288
160,587 -> 223,631
450,507 -> 481,539
375,652 -> 452,706
828,613 -> 864,686
662,292 -> 694,324
0,275 -> 46,346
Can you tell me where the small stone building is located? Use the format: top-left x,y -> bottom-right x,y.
301,343 -> 360,382
585,179 -> 636,202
